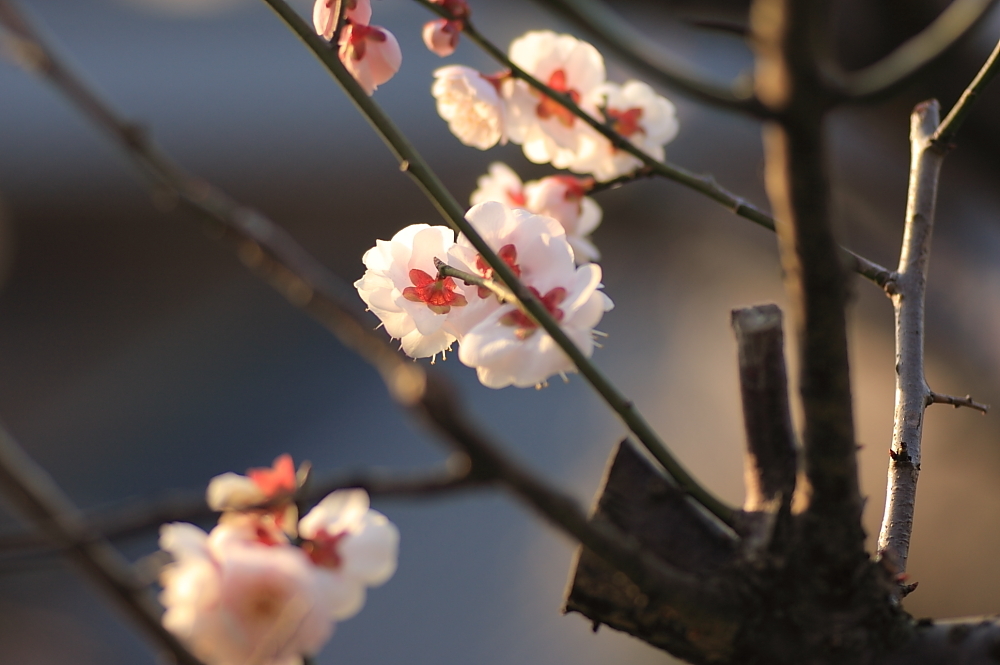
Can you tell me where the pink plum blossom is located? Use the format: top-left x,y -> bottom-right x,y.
159,517 -> 340,665
339,23 -> 402,95
454,201 -> 613,388
355,224 -> 480,359
432,66 -> 507,150
313,0 -> 372,40
423,18 -> 461,57
298,489 -> 400,620
524,175 -> 602,262
573,80 -> 679,180
503,31 -> 606,169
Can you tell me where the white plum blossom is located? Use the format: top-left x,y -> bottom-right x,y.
524,175 -> 602,262
432,66 -> 507,150
298,489 -> 400,621
338,23 -> 402,95
573,80 -> 680,180
454,201 -> 613,388
355,224 -> 478,359
206,454 -> 300,535
470,162 -> 526,209
503,31 -> 606,169
159,516 -> 341,665
313,0 -> 372,40
471,163 -> 602,263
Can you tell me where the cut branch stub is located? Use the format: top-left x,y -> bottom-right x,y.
731,304 -> 797,513
564,440 -> 739,662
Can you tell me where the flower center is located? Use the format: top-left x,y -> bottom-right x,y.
507,188 -> 526,207
402,269 -> 467,314
247,454 -> 297,499
536,70 -> 580,127
302,529 -> 348,569
347,23 -> 387,61
475,244 -> 521,299
606,106 -> 644,138
500,286 -> 567,340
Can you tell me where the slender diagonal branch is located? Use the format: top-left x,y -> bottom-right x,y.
413,0 -> 895,289
0,1 -> 730,613
257,0 -> 736,527
876,101 -> 944,574
828,0 -> 998,99
927,391 -> 989,412
932,35 -> 1000,147
0,423 -> 207,665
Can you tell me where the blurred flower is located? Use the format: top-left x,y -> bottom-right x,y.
574,80 -> 679,180
524,175 -> 601,262
159,516 -> 339,665
339,23 -> 401,95
299,489 -> 400,620
503,31 -> 605,169
470,162 -> 526,209
207,454 -> 300,535
470,164 -> 601,262
455,201 -> 613,388
423,18 -> 461,57
432,66 -> 507,150
355,224 -> 475,359
313,0 -> 372,40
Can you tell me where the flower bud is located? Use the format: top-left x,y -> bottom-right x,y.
422,18 -> 460,57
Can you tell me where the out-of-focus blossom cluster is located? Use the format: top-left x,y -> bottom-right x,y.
160,455 -> 399,665
355,201 -> 613,388
313,0 -> 401,95
431,30 -> 679,182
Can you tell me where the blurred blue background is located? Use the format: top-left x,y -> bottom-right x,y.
2,0 -> 1000,663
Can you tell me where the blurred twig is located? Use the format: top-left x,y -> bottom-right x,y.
0,0 -> 730,620
932,35 -> 1000,147
0,423 -> 207,665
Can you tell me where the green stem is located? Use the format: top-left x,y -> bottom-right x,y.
436,259 -> 517,304
259,0 -> 736,526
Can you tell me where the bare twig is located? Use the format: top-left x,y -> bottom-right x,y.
878,616 -> 1000,665
927,392 -> 989,412
932,36 -> 1000,147
828,0 -> 999,99
876,101 -> 943,575
413,0 -> 896,289
0,423 -> 207,665
0,1 -> 728,618
730,305 -> 797,513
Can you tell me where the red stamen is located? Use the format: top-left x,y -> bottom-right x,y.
247,454 -> 297,499
402,269 -> 467,314
507,188 -> 526,207
606,106 -> 645,138
303,529 -> 349,569
500,287 -> 567,339
475,244 -> 521,299
536,70 -> 580,127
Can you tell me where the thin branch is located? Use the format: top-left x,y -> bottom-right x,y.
932,35 -> 1000,147
435,259 -> 517,304
829,0 -> 999,99
586,166 -> 656,194
0,1 -> 728,614
0,460 -> 481,554
413,0 -> 896,290
522,0 -> 766,114
0,423 -> 207,665
877,101 -> 943,575
257,0 -> 736,527
878,616 -> 1000,665
927,391 -> 990,413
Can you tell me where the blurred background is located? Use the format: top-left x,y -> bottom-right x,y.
1,0 -> 999,662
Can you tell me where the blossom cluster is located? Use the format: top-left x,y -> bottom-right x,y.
160,455 -> 399,665
355,201 -> 613,388
314,0 -> 402,94
432,30 -> 679,181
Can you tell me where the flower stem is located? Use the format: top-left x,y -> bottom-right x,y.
435,259 -> 517,304
259,0 -> 736,527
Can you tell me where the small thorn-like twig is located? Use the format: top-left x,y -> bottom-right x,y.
927,392 -> 989,414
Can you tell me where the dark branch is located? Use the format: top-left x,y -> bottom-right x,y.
828,0 -> 999,99
932,35 -> 1000,148
0,423 -> 206,665
927,392 -> 989,413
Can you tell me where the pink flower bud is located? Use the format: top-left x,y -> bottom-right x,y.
313,0 -> 373,40
338,23 -> 402,95
422,18 -> 460,58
